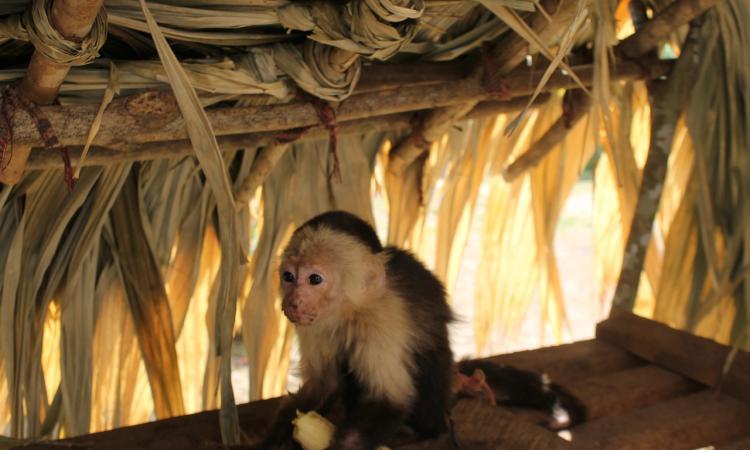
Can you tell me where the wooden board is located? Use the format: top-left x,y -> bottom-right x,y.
597,312 -> 750,404
567,365 -> 700,420
573,390 -> 750,450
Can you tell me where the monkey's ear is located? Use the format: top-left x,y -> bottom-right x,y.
365,255 -> 386,292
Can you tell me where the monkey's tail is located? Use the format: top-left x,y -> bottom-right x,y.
455,360 -> 586,430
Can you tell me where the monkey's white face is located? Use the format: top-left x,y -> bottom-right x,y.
279,263 -> 332,326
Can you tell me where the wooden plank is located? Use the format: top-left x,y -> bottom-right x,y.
19,0 -> 104,105
597,312 -> 750,404
573,390 -> 750,450
473,339 -> 645,384
397,399 -> 570,450
567,365 -> 701,420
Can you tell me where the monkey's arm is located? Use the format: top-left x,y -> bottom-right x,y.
329,398 -> 406,450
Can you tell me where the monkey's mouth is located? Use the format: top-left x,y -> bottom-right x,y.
282,304 -> 317,325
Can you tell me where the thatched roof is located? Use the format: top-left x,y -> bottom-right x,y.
0,0 -> 748,445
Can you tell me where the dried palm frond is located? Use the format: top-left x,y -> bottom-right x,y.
136,0 -> 242,442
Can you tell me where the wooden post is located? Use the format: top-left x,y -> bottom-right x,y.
1,0 -> 104,184
19,0 -> 104,105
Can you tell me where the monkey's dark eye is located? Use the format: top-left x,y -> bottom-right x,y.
282,271 -> 295,283
309,274 -> 323,285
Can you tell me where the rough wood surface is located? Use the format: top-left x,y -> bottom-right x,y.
567,365 -> 700,420
12,60 -> 672,150
23,96 -> 545,170
573,390 -> 750,450
20,0 -> 104,105
618,0 -> 725,58
398,399 -> 570,450
597,312 -> 750,404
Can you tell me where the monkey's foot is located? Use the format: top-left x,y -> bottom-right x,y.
452,368 -> 497,406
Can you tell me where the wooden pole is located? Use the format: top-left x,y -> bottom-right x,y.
1,0 -> 103,184
233,144 -> 289,208
12,59 -> 672,151
618,0 -> 725,58
609,22 -> 702,314
19,0 -> 104,105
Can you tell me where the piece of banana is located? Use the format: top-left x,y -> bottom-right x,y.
292,411 -> 391,450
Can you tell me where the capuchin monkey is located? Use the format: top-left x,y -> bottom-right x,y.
258,211 -> 584,450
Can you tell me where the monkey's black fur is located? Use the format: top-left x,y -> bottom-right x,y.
300,210 -> 384,253
386,246 -> 454,437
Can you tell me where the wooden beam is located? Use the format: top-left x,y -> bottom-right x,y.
12,59 -> 672,151
573,390 -> 750,450
19,0 -> 104,105
21,95 -> 541,170
618,0 -> 725,58
596,312 -> 750,405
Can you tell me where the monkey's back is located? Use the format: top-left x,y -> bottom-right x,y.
384,247 -> 454,436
